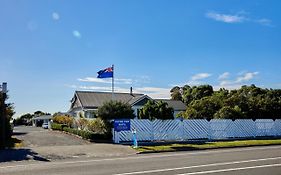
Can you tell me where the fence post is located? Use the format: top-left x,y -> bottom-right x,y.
180,120 -> 184,141
208,120 -> 212,140
114,130 -> 120,144
150,120 -> 154,141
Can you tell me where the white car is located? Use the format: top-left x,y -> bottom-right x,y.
42,123 -> 49,129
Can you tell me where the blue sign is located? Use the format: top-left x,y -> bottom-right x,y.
114,120 -> 131,132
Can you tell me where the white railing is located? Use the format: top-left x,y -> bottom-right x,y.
113,119 -> 281,143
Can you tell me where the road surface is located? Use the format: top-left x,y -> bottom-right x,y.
1,145 -> 281,175
0,126 -> 135,162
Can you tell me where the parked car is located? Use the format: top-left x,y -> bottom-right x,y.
42,123 -> 49,129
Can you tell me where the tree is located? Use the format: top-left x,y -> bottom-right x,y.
170,86 -> 182,101
97,100 -> 135,120
34,111 -> 46,117
157,101 -> 174,120
0,92 -> 14,147
15,113 -> 33,125
184,96 -> 221,120
214,106 -> 244,120
139,100 -> 174,120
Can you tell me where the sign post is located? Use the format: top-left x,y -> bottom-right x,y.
113,119 -> 131,143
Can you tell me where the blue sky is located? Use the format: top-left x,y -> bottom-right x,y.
1,0 -> 281,117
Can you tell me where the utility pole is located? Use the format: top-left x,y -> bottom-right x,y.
0,82 -> 7,147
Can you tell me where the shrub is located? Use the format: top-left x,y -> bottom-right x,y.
87,118 -> 110,134
97,100 -> 135,120
62,126 -> 110,140
52,115 -> 73,127
75,117 -> 88,130
51,123 -> 63,130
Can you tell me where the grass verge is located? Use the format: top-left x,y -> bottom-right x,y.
135,139 -> 281,153
4,137 -> 23,148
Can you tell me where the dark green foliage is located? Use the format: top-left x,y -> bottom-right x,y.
214,106 -> 244,120
185,96 -> 221,120
180,85 -> 214,105
15,113 -> 33,125
51,123 -> 64,130
172,84 -> 281,120
0,92 -> 14,148
97,100 -> 135,120
170,86 -> 182,101
139,100 -> 174,120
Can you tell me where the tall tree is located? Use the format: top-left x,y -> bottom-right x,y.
97,100 -> 135,120
139,100 -> 174,120
170,86 -> 182,101
0,92 -> 14,147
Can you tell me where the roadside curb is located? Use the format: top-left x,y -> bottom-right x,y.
135,143 -> 281,154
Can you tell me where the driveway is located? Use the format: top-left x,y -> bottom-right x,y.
0,126 -> 136,163
13,126 -> 89,147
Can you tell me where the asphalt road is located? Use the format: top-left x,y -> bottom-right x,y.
1,145 -> 281,175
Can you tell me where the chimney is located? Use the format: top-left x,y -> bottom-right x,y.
130,87 -> 133,95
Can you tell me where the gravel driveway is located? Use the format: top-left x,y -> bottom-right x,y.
13,126 -> 89,147
1,126 -> 136,162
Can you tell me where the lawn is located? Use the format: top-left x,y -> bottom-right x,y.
135,139 -> 281,153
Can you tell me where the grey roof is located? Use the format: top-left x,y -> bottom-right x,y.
32,115 -> 52,120
155,99 -> 187,111
75,91 -> 144,108
128,95 -> 152,106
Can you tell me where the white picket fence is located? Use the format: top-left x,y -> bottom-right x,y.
113,119 -> 281,143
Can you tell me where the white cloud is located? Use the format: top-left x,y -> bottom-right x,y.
213,83 -> 242,91
78,77 -> 133,84
218,72 -> 230,80
52,12 -> 60,20
206,12 -> 246,23
236,72 -> 259,83
214,71 -> 259,90
206,11 -> 273,27
191,73 -> 211,81
133,75 -> 151,84
256,18 -> 273,26
73,30 -> 81,39
134,87 -> 170,99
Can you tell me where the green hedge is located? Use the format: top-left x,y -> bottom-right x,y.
51,123 -> 63,130
51,123 -> 110,141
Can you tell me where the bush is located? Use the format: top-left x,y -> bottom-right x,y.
87,118 -> 110,134
51,123 -> 68,130
75,117 -> 88,130
97,100 -> 135,120
62,126 -> 110,140
52,115 -> 73,127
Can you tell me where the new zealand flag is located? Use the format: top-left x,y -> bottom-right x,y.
97,66 -> 113,78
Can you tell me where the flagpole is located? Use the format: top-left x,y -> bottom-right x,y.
111,64 -> 114,100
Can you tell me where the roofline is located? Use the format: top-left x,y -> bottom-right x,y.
130,95 -> 153,106
74,91 -> 85,109
155,99 -> 176,101
75,90 -> 144,96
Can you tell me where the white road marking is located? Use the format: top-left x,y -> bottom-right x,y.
114,156 -> 281,175
1,145 -> 281,170
177,163 -> 281,175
